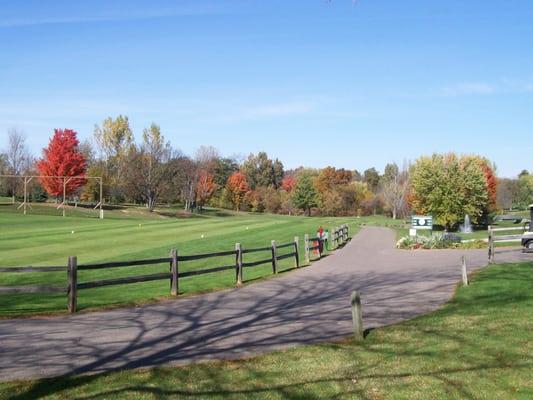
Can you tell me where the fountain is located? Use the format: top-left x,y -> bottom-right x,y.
460,214 -> 473,234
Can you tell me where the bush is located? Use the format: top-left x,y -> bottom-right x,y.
397,234 -> 457,250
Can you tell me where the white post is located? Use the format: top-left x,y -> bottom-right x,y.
99,177 -> 104,219
304,234 -> 310,264
461,256 -> 469,286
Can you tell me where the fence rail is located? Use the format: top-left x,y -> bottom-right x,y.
488,225 -> 528,263
0,224 -> 350,313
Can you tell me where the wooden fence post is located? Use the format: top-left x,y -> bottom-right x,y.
170,248 -> 178,296
294,236 -> 300,268
271,240 -> 278,274
488,225 -> 494,264
461,256 -> 469,286
351,290 -> 363,340
235,243 -> 243,285
67,256 -> 77,313
304,234 -> 310,264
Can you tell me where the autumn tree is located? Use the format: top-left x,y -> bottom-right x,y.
281,175 -> 297,192
196,170 -> 217,210
479,159 -> 498,211
314,167 -> 354,215
93,115 -> 133,200
226,172 -> 249,211
37,129 -> 87,197
315,167 -> 352,194
94,115 -> 133,161
292,174 -> 318,216
319,189 -> 343,216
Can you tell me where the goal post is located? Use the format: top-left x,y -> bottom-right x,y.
0,174 -> 104,219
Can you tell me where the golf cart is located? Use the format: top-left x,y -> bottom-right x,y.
521,205 -> 533,251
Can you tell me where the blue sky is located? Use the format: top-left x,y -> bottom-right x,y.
1,0 -> 532,177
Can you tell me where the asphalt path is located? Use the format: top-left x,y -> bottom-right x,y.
0,227 -> 530,382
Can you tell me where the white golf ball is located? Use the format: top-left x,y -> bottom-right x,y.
201,234 -> 205,238
71,230 -> 75,234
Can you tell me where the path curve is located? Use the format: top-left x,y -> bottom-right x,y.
0,227 -> 530,381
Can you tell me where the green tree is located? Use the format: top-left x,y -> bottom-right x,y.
409,153 -> 489,230
292,175 -> 318,216
497,178 -> 520,210
241,152 -> 284,189
382,163 -> 399,183
363,167 -> 380,193
213,157 -> 239,188
517,174 -> 533,209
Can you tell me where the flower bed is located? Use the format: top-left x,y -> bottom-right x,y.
396,234 -> 486,250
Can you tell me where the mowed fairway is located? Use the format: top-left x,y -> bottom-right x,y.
0,204 -> 397,317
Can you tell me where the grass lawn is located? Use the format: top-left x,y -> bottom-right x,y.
1,261 -> 531,399
0,203 -> 400,317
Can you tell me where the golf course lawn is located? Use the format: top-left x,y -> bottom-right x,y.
1,262 -> 531,399
0,204 -> 402,317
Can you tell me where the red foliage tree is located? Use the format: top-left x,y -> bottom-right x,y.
196,170 -> 217,210
226,172 -> 249,211
37,129 -> 87,197
281,175 -> 296,192
480,160 -> 497,210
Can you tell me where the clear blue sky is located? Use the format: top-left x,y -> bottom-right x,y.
1,0 -> 532,177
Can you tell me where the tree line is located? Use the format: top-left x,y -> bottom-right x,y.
1,118 -> 532,230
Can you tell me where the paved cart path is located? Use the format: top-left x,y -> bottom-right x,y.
0,227 -> 530,382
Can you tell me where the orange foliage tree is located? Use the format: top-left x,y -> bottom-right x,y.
195,170 -> 217,210
479,160 -> 497,211
281,175 -> 296,192
226,172 -> 249,211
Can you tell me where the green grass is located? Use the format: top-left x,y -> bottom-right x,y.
1,262 -> 531,399
0,203 -> 389,317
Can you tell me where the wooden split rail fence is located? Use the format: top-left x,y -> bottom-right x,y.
0,225 -> 349,313
487,224 -> 530,263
